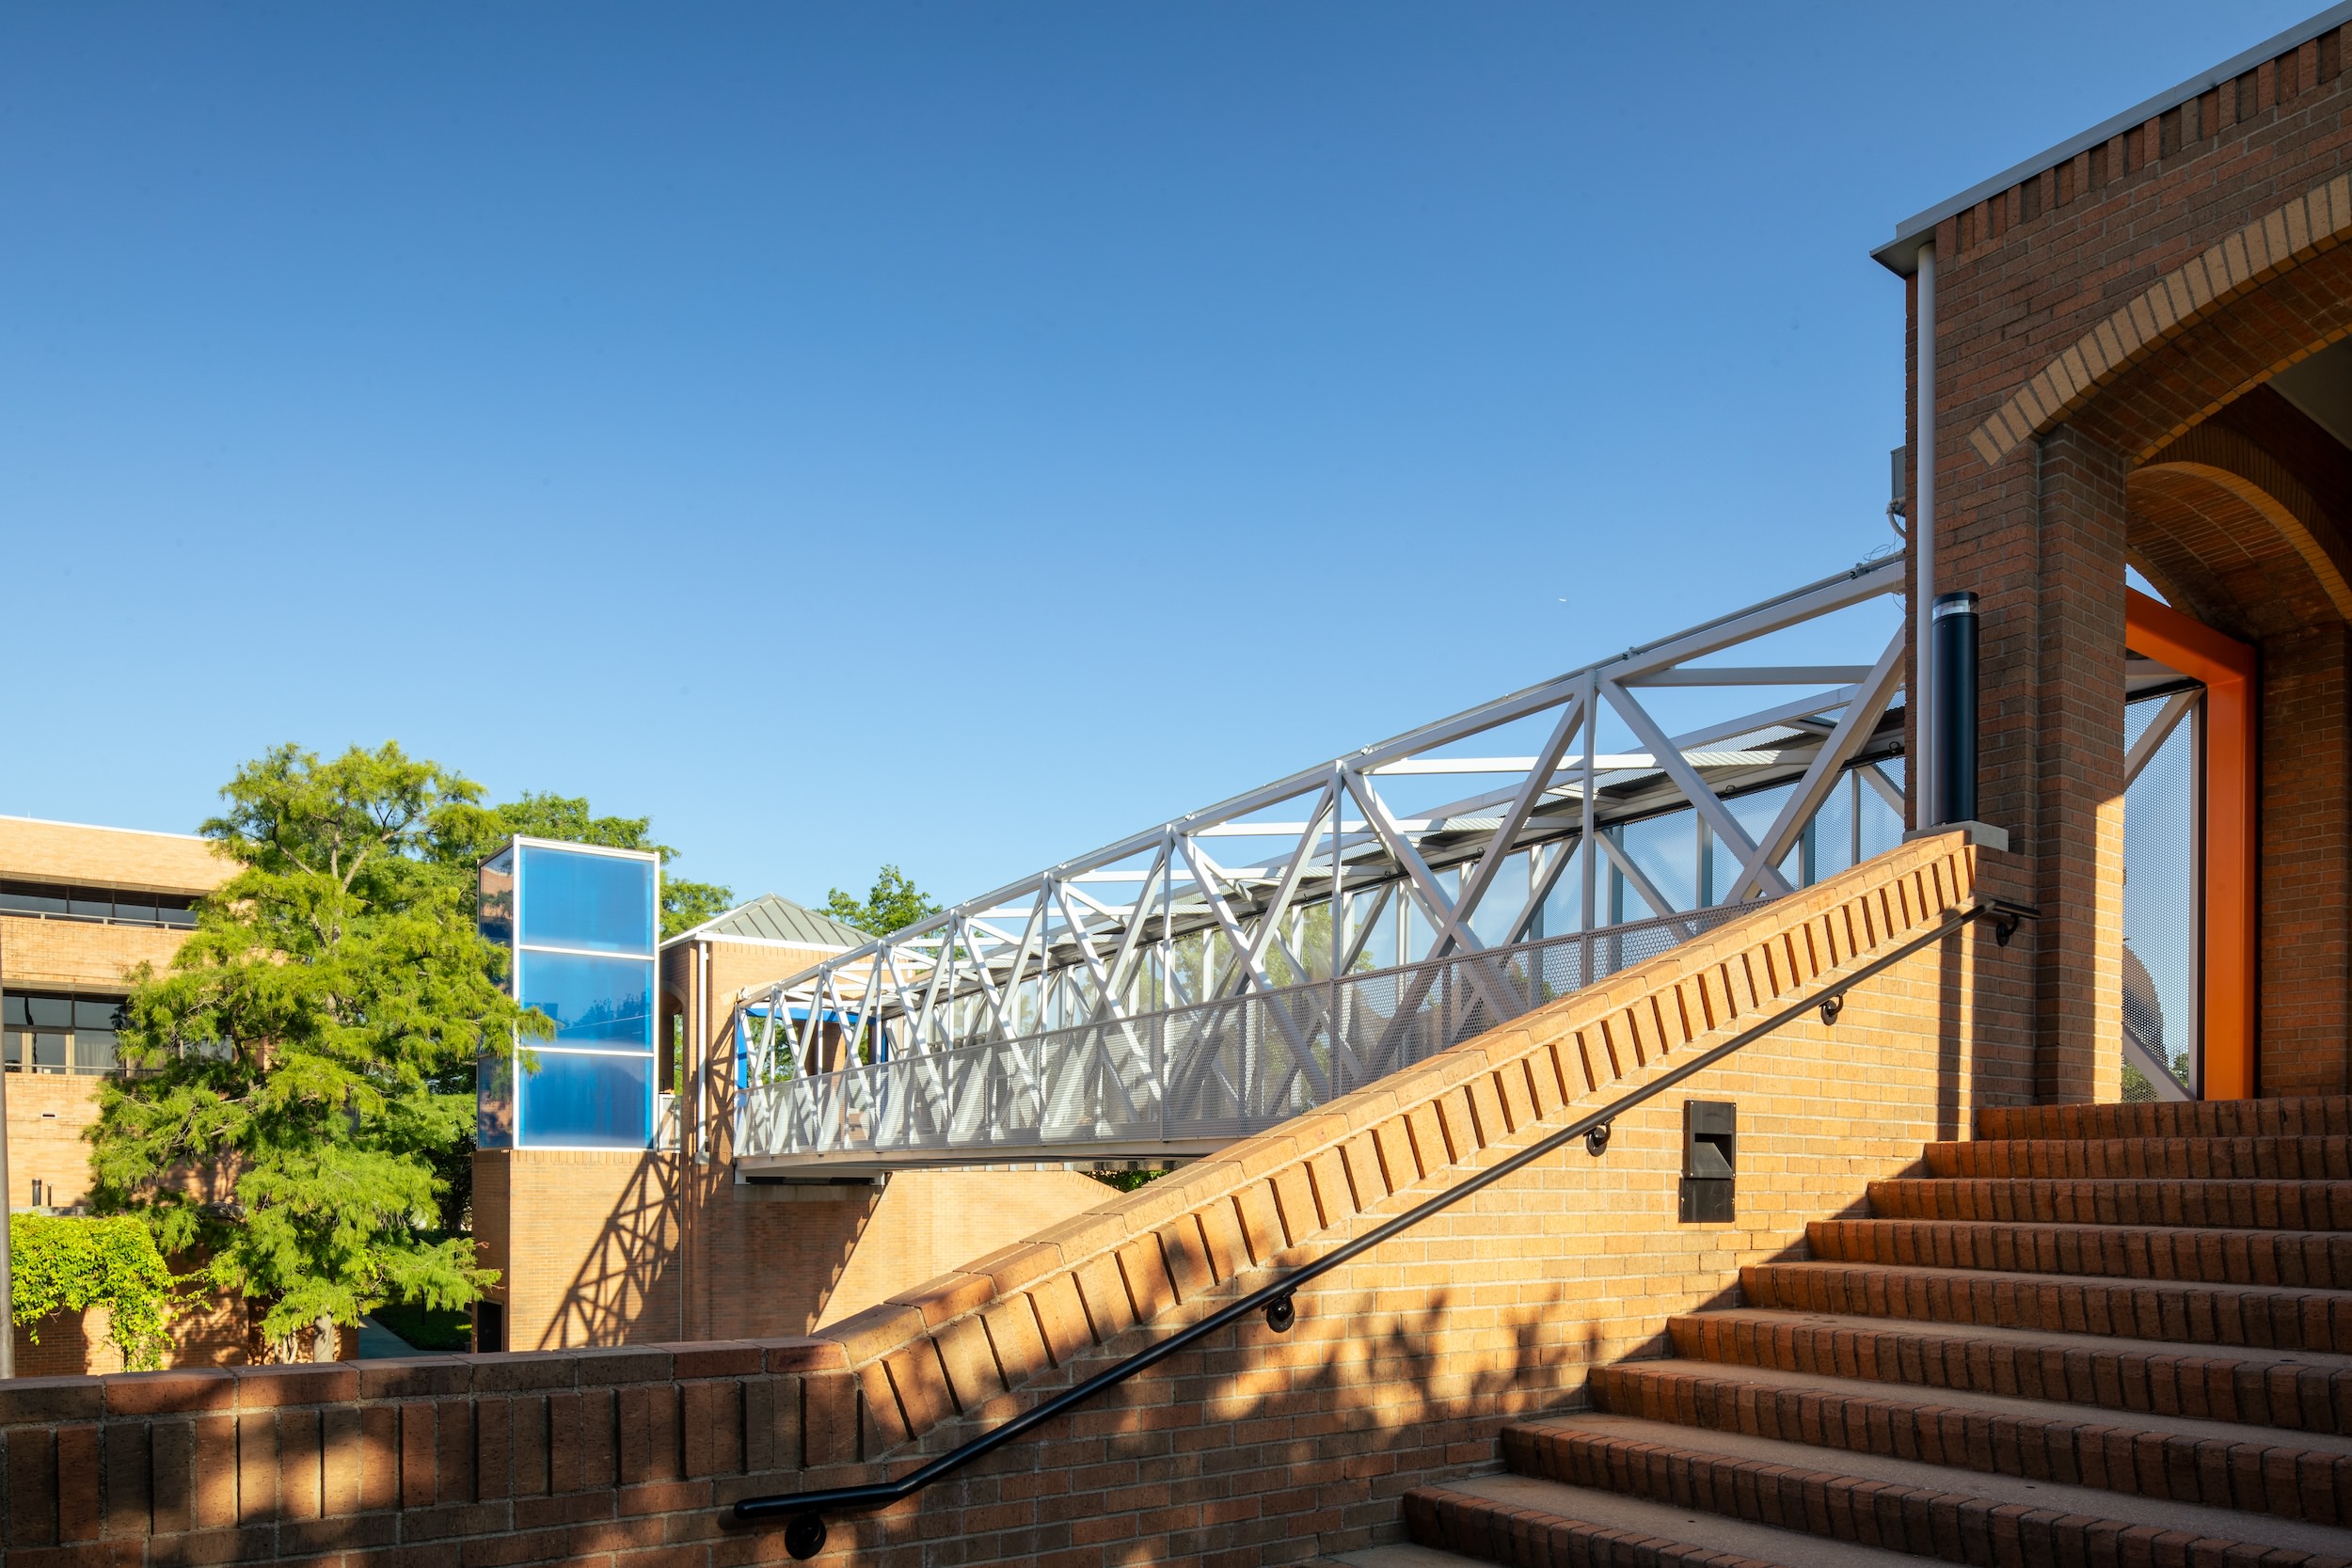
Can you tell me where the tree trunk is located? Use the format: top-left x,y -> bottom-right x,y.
312,1311 -> 336,1363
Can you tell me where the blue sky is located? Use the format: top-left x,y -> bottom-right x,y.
0,2 -> 2317,911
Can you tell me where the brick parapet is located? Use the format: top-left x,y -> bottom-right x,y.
0,832 -> 2005,1562
1923,22 -> 2352,488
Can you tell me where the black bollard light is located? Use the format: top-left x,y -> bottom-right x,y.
1931,591 -> 1979,828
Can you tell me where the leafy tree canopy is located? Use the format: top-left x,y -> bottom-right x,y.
824,864 -> 941,940
92,742 -> 532,1356
90,748 -> 737,1360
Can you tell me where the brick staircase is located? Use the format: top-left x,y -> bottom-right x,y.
1389,1096 -> 2352,1567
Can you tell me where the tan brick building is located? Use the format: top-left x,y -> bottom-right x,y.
0,816 -> 228,1213
0,816 -> 235,1372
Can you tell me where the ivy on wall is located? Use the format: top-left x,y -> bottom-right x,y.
9,1212 -> 189,1370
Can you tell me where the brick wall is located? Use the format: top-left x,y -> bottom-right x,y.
0,818 -> 226,895
1914,19 -> 2352,1101
4,1073 -> 104,1211
476,1149 -> 1112,1351
0,834 -> 2005,1564
0,917 -> 189,998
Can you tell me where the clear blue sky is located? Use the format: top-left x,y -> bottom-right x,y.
0,3 -> 2315,911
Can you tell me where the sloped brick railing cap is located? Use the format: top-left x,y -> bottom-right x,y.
794,830 -> 1985,1448
0,830 -> 1981,1489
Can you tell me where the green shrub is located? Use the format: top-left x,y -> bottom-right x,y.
10,1213 -> 192,1370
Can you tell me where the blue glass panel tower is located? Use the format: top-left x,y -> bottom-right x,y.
478,838 -> 660,1149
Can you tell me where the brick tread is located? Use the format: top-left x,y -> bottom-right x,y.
1807,1217 -> 2352,1289
1866,1176 -> 2352,1229
1742,1258 -> 2352,1354
1595,1357 -> 2352,1523
1931,1136 -> 2352,1180
1403,1473 -> 1921,1567
1975,1099 -> 2352,1145
1426,1097 -> 2352,1566
1503,1412 -> 2352,1563
1669,1307 -> 2352,1434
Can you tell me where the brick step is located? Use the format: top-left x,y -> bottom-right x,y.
1402,1472 -> 1920,1568
1592,1357 -> 2352,1525
1865,1176 -> 2352,1229
1669,1308 -> 2352,1434
1927,1136 -> 2352,1180
1742,1259 -> 2352,1354
1977,1097 -> 2352,1145
1501,1411 -> 2352,1564
1808,1216 -> 2352,1289
1318,1547 -> 1489,1568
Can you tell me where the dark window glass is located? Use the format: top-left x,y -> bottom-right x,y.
157,905 -> 196,928
519,1052 -> 651,1148
68,891 -> 112,920
26,997 -> 71,1029
32,1033 -> 67,1071
518,846 -> 654,955
112,895 -> 157,925
479,848 -> 515,950
0,884 -> 67,915
516,952 -> 654,1052
73,999 -> 120,1031
2,996 -> 24,1028
2,1029 -> 24,1069
478,1048 -> 515,1148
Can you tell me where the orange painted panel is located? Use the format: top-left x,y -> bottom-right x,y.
2125,590 -> 2258,1099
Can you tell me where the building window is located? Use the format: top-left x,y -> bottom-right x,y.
0,881 -> 198,928
1,992 -> 125,1074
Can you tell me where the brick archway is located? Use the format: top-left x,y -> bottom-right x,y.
1966,173 -> 2352,468
2130,401 -> 2352,636
2120,394 -> 2352,1098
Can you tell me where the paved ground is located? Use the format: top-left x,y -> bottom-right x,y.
356,1314 -> 457,1358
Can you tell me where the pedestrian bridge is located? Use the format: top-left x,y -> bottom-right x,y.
737,560 -> 1915,1175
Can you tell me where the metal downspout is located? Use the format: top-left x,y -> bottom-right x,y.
1914,243 -> 1938,827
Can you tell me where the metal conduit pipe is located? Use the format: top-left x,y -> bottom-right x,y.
1913,243 -> 1937,827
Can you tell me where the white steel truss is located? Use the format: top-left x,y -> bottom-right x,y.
735,558 -> 1908,1169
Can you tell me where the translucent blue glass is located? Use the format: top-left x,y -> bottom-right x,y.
516,952 -> 654,1052
519,1051 -> 652,1148
518,846 -> 654,955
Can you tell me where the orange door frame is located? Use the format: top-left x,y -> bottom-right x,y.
2124,590 -> 2258,1099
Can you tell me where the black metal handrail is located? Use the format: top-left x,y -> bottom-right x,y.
734,895 -> 2034,1559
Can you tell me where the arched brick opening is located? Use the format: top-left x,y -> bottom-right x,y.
2114,390 -> 2352,1096
1963,181 -> 2352,1097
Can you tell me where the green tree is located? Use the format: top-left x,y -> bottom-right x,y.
437,791 -> 732,940
90,743 -> 536,1361
823,864 -> 941,939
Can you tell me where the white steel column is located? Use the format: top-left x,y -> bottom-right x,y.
1914,242 -> 1938,827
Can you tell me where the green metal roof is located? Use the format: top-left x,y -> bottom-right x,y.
664,893 -> 870,951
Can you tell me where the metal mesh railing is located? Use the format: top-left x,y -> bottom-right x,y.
737,901 -> 1755,1163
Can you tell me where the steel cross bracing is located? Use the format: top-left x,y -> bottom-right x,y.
737,559 -> 1908,1170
